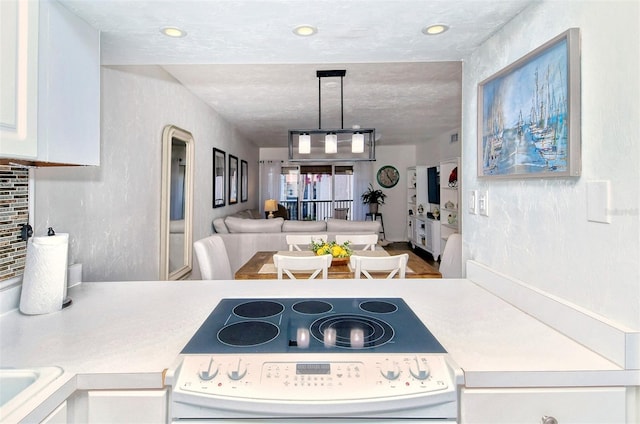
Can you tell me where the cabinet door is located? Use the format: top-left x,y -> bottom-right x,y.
425,219 -> 433,251
461,387 -> 626,424
0,0 -> 39,157
408,216 -> 414,242
41,400 -> 67,424
428,219 -> 441,259
37,0 -> 100,165
86,390 -> 167,423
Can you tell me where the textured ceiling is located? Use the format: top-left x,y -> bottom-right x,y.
59,0 -> 537,148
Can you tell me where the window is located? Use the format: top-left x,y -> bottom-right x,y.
279,165 -> 354,220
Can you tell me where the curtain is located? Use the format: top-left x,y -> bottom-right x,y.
352,161 -> 373,221
259,161 -> 282,214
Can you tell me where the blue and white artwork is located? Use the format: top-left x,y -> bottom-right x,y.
480,37 -> 571,176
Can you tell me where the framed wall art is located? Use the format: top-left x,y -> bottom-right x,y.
228,154 -> 238,204
240,159 -> 248,202
477,28 -> 581,178
212,148 -> 225,208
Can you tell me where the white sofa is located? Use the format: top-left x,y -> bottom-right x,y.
194,218 -> 382,280
212,208 -> 262,233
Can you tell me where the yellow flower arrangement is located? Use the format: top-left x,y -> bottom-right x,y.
310,240 -> 352,258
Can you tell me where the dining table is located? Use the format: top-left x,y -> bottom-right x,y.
234,248 -> 442,279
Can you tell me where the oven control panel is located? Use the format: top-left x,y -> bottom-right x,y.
174,353 -> 455,401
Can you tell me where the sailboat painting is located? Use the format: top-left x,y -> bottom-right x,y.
478,28 -> 581,178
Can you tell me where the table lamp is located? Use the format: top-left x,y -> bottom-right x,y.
265,199 -> 278,219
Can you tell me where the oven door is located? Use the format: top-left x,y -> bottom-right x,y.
170,392 -> 459,423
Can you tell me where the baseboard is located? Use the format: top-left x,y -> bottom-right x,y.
466,260 -> 639,370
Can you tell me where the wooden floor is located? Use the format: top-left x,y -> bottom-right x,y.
383,242 -> 440,270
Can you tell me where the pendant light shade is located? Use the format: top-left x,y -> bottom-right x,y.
325,133 -> 337,153
288,69 -> 376,161
299,133 -> 311,154
351,132 -> 364,153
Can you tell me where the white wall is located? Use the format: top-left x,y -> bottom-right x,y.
259,144 -> 416,241
259,147 -> 287,161
375,145 -> 417,241
34,66 -> 258,282
462,1 -> 639,329
417,127 -> 462,167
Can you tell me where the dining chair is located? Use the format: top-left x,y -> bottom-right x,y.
439,233 -> 462,278
334,207 -> 349,220
273,254 -> 332,280
335,234 -> 378,251
286,234 -> 328,251
350,253 -> 409,279
194,235 -> 233,280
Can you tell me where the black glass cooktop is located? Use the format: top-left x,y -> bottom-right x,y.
181,298 -> 446,354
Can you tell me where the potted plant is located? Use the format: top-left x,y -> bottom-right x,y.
361,184 -> 387,214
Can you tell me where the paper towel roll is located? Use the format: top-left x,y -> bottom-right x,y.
19,234 -> 69,315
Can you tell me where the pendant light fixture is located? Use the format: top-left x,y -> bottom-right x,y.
288,70 -> 375,162
351,131 -> 364,153
299,133 -> 311,154
325,133 -> 337,154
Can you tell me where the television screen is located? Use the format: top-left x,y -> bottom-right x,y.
427,167 -> 440,204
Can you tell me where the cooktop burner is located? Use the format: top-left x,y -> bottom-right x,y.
181,298 -> 446,354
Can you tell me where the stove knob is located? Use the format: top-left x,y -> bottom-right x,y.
198,358 -> 218,381
379,359 -> 401,381
227,358 -> 248,381
409,357 -> 431,380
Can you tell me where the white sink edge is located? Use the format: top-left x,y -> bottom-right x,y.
0,367 -> 64,419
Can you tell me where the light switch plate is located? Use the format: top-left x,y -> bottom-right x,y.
469,190 -> 477,214
478,191 -> 489,216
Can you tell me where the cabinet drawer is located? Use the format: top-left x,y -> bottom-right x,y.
87,389 -> 167,423
461,387 -> 626,424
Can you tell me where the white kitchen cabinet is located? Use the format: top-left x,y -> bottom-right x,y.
68,389 -> 167,423
460,387 -> 627,424
0,0 -> 39,157
0,0 -> 100,165
41,400 -> 67,423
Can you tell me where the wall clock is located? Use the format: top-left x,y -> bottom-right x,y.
377,165 -> 400,188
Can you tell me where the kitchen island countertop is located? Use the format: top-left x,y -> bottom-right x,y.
0,279 -> 633,421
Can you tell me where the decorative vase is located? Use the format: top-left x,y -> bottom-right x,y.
369,203 -> 379,214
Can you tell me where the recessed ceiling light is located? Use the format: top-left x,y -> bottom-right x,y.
293,25 -> 317,37
422,24 -> 449,35
161,27 -> 187,38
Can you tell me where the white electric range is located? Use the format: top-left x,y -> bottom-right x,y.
166,298 -> 463,422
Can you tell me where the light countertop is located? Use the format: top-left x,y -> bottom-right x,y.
0,278 -> 631,421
